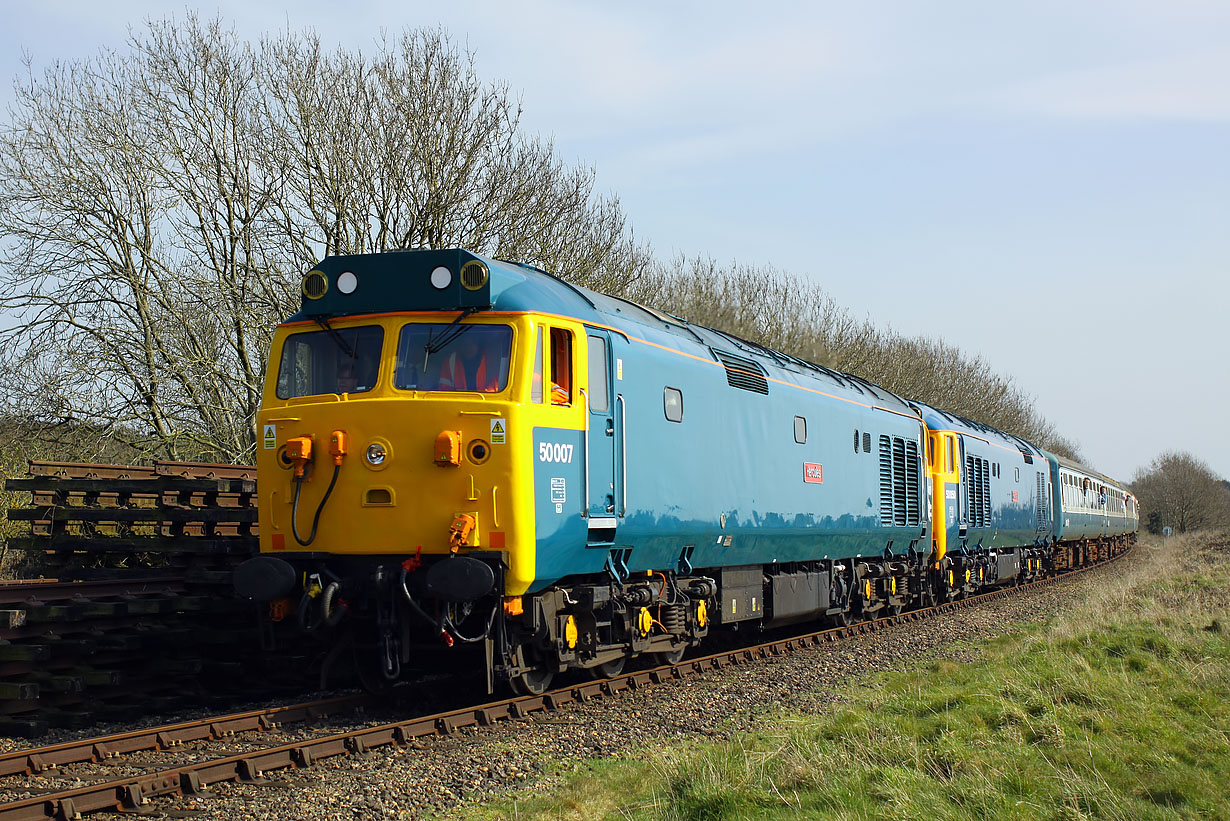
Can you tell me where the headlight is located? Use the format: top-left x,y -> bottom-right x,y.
365,443 -> 387,466
460,260 -> 489,290
337,271 -> 358,294
468,439 -> 491,464
302,270 -> 328,299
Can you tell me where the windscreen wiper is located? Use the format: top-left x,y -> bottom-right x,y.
316,318 -> 356,359
422,306 -> 481,369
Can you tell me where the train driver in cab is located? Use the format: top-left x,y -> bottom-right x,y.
337,363 -> 358,394
439,333 -> 502,392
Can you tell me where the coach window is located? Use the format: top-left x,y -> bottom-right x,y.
550,328 -> 572,405
664,387 -> 683,422
794,416 -> 807,444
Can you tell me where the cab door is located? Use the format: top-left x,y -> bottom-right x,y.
585,330 -> 617,543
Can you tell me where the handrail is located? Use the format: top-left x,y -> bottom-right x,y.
617,394 -> 627,517
579,388 -> 589,518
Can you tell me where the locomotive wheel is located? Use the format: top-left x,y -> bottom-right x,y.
511,667 -> 554,696
589,655 -> 626,679
653,645 -> 686,666
827,609 -> 851,628
510,646 -> 554,696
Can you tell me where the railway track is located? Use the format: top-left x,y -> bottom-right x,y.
0,542 -> 1131,821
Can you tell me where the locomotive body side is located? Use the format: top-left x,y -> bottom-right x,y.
561,295 -> 930,578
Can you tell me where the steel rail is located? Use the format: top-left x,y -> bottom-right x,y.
0,694 -> 372,779
0,543 -> 1130,821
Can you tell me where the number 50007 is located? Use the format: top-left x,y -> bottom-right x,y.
538,442 -> 574,463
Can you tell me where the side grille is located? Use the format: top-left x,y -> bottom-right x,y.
905,440 -> 921,524
1036,472 -> 1049,528
965,455 -> 991,528
879,435 -> 922,527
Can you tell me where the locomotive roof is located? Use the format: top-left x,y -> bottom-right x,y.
286,248 -> 919,417
913,402 -> 1046,461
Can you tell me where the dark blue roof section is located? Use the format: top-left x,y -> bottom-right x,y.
914,401 -> 1045,459
286,249 -> 919,417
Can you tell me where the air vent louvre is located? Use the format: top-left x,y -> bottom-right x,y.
879,435 -> 921,528
879,436 -> 893,526
965,455 -> 991,528
713,350 -> 769,394
905,440 -> 921,524
1035,472 -> 1049,529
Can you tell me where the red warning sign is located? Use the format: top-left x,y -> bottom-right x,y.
803,462 -> 824,484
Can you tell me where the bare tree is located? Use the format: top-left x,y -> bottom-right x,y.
259,28 -> 648,288
628,254 -> 1079,457
1132,452 -> 1230,533
0,16 -> 647,462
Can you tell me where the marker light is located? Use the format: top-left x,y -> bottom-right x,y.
365,442 -> 387,466
430,266 -> 452,289
337,271 -> 358,294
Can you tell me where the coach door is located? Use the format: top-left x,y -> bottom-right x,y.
585,330 -> 618,544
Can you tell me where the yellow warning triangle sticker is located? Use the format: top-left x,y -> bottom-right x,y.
492,420 -> 504,433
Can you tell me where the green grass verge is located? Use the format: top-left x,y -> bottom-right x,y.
462,534 -> 1230,820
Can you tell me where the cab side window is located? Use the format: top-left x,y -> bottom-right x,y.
531,328 -> 544,404
587,335 -> 608,412
550,328 -> 572,405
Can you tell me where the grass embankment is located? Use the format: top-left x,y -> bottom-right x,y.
467,534 -> 1230,820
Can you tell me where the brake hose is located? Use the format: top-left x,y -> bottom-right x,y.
291,463 -> 340,546
398,567 -> 495,644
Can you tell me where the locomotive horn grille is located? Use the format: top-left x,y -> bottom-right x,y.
460,260 -> 489,291
302,271 -> 328,299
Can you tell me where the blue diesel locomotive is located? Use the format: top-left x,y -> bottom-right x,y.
235,249 -> 1137,694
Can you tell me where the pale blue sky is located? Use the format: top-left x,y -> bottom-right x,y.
3,1 -> 1227,483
